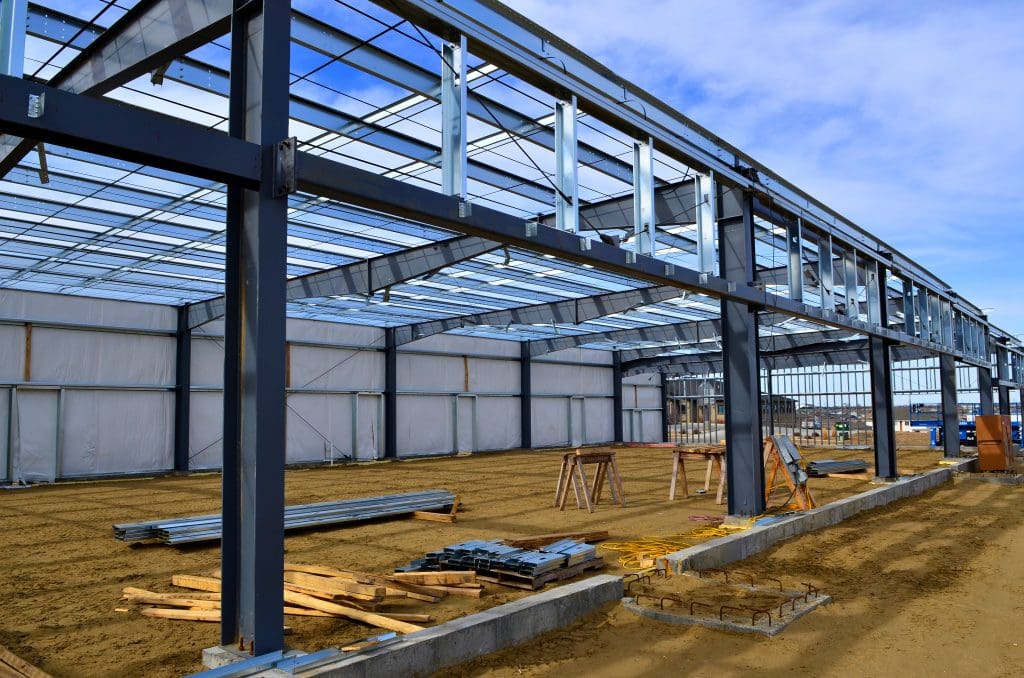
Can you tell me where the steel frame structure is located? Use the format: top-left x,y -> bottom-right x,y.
2,0 -> 1023,654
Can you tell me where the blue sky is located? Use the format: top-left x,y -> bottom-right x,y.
508,0 -> 1024,337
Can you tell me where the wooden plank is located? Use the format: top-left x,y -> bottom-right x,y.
412,511 -> 456,523
0,645 -> 50,678
283,572 -> 385,601
170,575 -> 220,593
122,594 -> 221,609
390,572 -> 476,586
282,583 -> 380,610
283,564 -> 441,602
420,585 -> 482,598
282,591 -> 423,634
123,587 -> 221,601
502,530 -> 609,550
140,607 -> 219,622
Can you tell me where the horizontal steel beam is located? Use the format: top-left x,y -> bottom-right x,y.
187,234 -> 500,328
394,283 -> 686,347
0,74 -> 259,186
2,0 -> 232,177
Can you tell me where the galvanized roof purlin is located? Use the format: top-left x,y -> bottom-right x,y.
0,0 -> 1019,374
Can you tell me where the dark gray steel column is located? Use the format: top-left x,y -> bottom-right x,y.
520,342 -> 532,448
660,372 -> 670,443
612,351 -> 624,443
940,353 -> 960,458
220,0 -> 289,655
998,385 -> 1011,416
719,190 -> 764,516
384,327 -> 397,459
978,366 -> 994,415
173,305 -> 191,473
868,336 -> 897,479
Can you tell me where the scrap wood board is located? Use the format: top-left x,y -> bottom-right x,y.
0,645 -> 50,678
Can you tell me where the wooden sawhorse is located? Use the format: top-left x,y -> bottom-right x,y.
554,449 -> 627,512
668,445 -> 727,505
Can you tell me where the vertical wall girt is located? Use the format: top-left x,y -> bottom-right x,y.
941,299 -> 954,348
843,248 -> 858,318
612,351 -> 624,443
0,0 -> 27,77
719,190 -> 764,517
979,328 -> 993,414
696,173 -> 716,274
384,327 -> 398,458
519,341 -> 531,449
939,354 -> 960,458
440,34 -> 467,199
869,336 -> 897,478
902,279 -> 915,336
818,235 -> 834,313
554,95 -> 578,233
917,286 -> 930,340
865,261 -> 881,326
220,0 -> 290,655
997,346 -> 1011,416
786,218 -> 803,302
173,305 -> 191,474
632,137 -> 655,256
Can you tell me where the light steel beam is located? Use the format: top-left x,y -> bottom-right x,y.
393,283 -> 687,346
187,235 -> 501,328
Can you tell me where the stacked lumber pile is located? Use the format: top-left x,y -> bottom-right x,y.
119,564 -> 484,635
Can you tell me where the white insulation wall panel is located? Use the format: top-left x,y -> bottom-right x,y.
285,392 -> 381,462
585,398 -> 614,442
399,354 -> 465,392
532,362 -> 611,396
31,328 -> 174,386
532,397 -> 570,447
0,388 -> 9,481
397,394 -> 453,456
190,336 -> 225,388
286,318 -> 384,347
0,290 -> 175,331
475,396 -> 519,450
12,389 -> 58,483
539,347 -> 614,365
403,333 -> 520,357
0,324 -> 26,382
189,390 -> 223,470
60,390 -> 174,476
289,346 -> 383,391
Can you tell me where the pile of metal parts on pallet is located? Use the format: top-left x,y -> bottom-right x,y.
113,491 -> 456,545
398,539 -> 604,590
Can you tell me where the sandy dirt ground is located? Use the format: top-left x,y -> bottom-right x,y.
0,444 -> 973,676
450,476 -> 1024,678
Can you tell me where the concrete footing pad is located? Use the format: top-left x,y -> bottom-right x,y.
955,471 -> 1024,485
202,574 -> 623,677
662,457 -> 977,574
622,593 -> 832,637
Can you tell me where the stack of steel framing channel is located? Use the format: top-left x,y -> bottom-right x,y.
113,490 -> 455,545
401,539 -> 599,579
805,460 -> 869,476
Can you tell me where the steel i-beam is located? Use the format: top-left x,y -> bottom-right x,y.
869,335 -> 897,479
220,0 -> 289,654
174,305 -> 191,474
939,353 -> 960,458
612,351 -> 624,442
719,190 -> 764,516
384,327 -> 398,458
520,342 -> 532,448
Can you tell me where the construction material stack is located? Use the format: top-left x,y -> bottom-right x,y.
975,415 -> 1014,471
398,539 -> 603,589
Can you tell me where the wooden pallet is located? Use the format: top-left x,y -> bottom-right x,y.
474,558 -> 606,590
